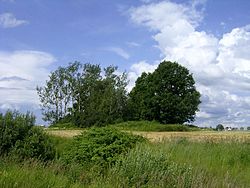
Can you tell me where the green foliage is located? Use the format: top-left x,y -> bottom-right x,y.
50,122 -> 78,129
128,61 -> 201,124
49,136 -> 73,159
112,121 -> 196,132
162,139 -> 250,187
0,158 -> 83,188
61,127 -> 145,168
216,124 -> 224,131
0,136 -> 249,187
0,111 -> 35,154
37,62 -> 128,127
11,127 -> 55,161
0,111 -> 55,161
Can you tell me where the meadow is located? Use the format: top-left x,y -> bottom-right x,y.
1,120 -> 250,188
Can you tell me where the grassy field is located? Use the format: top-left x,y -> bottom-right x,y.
46,128 -> 250,142
1,122 -> 250,188
1,134 -> 249,187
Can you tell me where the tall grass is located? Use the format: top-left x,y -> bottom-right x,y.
0,158 -> 83,188
0,134 -> 249,187
91,140 -> 249,188
160,138 -> 250,187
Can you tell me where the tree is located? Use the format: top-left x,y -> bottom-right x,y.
37,62 -> 81,124
216,124 -> 224,131
247,127 -> 250,131
128,61 -> 201,124
37,62 -> 128,127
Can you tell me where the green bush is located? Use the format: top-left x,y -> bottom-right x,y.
61,127 -> 145,168
11,127 -> 55,161
0,111 -> 35,154
0,111 -> 55,161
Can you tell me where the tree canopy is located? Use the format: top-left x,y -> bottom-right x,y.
128,61 -> 201,124
37,62 -> 128,127
37,61 -> 201,127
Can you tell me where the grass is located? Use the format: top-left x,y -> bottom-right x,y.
1,127 -> 250,187
0,158 -> 83,188
46,129 -> 83,138
160,138 -> 250,187
96,140 -> 250,188
110,120 -> 199,132
133,130 -> 250,142
1,137 -> 249,187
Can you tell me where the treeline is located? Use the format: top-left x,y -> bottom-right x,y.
37,61 -> 201,127
37,62 -> 128,127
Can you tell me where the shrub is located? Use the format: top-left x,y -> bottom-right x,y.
11,127 -> 55,161
0,111 -> 55,161
61,127 -> 145,168
0,111 -> 35,154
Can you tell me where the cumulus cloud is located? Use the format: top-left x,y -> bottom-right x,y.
105,47 -> 130,59
127,61 -> 158,91
0,50 -> 56,111
128,0 -> 250,127
0,13 -> 28,28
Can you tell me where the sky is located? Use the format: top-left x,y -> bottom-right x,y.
1,0 -> 250,127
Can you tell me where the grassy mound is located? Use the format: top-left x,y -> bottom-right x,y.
111,121 -> 199,132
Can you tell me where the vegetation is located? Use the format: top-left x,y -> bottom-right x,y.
1,135 -> 249,188
216,124 -> 224,131
0,111 -> 55,161
37,62 -> 128,127
3,57 -> 248,187
103,143 -> 194,187
37,61 -> 201,128
164,139 -> 250,187
60,127 -> 145,168
128,61 -> 201,124
111,121 -> 198,132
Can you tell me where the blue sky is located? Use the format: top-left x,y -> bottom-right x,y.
1,0 -> 250,127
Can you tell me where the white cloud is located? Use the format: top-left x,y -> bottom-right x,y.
105,47 -> 130,59
128,1 -> 250,127
127,41 -> 140,47
0,13 -> 28,28
127,61 -> 157,91
0,50 -> 56,109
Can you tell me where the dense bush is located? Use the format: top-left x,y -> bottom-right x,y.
0,111 -> 35,154
11,127 -> 55,161
0,111 -> 55,161
61,127 -> 145,168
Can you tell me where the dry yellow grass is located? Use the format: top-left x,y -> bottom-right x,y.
46,129 -> 83,138
46,128 -> 250,142
131,131 -> 250,142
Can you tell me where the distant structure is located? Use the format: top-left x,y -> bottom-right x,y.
225,127 -> 232,131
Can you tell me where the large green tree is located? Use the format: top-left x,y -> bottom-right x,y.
37,62 -> 128,126
128,61 -> 201,124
